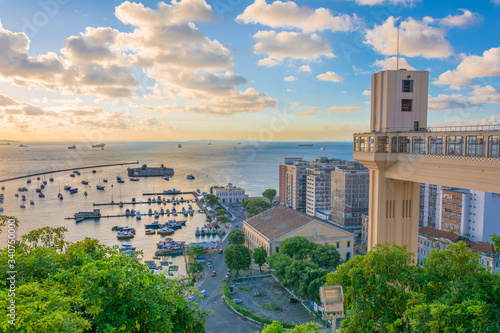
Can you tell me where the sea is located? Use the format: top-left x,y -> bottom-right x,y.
0,141 -> 353,276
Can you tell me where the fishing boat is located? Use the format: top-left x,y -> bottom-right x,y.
92,143 -> 105,148
81,180 -> 89,185
145,229 -> 156,235
58,193 -> 63,200
117,178 -> 125,183
157,227 -> 175,235
119,244 -> 136,252
136,211 -> 141,219
68,145 -> 76,149
84,191 -> 87,196
298,143 -> 314,146
69,188 -> 78,194
195,227 -> 201,236
96,184 -> 105,190
125,209 -> 131,216
186,174 -> 195,180
130,177 -> 139,181
117,231 -> 134,239
38,192 -> 45,198
75,216 -> 84,223
145,221 -> 164,229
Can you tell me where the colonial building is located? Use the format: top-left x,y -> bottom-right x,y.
243,205 -> 355,261
214,183 -> 246,203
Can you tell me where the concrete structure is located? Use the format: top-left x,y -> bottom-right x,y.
279,158 -> 302,203
213,183 -> 246,203
354,68 -> 500,256
243,205 -> 355,261
437,188 -> 470,234
418,227 -> 500,274
360,214 -> 369,252
467,191 -> 500,242
306,168 -> 334,216
127,165 -> 174,177
330,166 -> 369,230
419,184 -> 450,228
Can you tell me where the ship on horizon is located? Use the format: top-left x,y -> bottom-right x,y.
92,143 -> 105,148
298,143 -> 314,146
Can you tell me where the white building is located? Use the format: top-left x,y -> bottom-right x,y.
214,183 -> 246,204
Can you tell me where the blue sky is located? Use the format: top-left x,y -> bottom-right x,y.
0,0 -> 498,142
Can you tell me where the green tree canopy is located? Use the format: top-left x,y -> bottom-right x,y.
0,228 -> 207,332
253,247 -> 268,272
258,321 -> 320,333
224,244 -> 251,276
325,242 -> 500,333
244,199 -> 271,217
309,243 -> 341,269
266,253 -> 293,279
186,244 -> 206,259
280,236 -> 313,260
204,194 -> 219,207
228,229 -> 245,245
188,261 -> 204,281
490,233 -> 500,252
262,189 -> 277,205
218,216 -> 230,224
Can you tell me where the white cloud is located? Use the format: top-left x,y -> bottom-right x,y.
468,85 -> 500,105
329,106 -> 364,112
351,0 -> 420,6
284,75 -> 297,82
436,9 -> 482,28
362,90 -> 371,96
236,0 -> 357,33
253,30 -> 334,66
365,16 -> 453,59
374,56 -> 415,70
428,94 -> 472,110
435,47 -> 500,87
298,65 -> 311,72
429,86 -> 500,110
317,71 -> 343,82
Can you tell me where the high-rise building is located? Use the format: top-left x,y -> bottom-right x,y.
437,188 -> 470,234
279,158 -> 302,204
284,159 -> 311,212
419,183 -> 450,228
330,165 -> 369,230
468,191 -> 500,242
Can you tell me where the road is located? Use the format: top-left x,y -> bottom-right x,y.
195,203 -> 262,333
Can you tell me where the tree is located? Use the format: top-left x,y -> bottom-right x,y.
204,194 -> 219,207
188,261 -> 204,281
258,321 -> 320,333
262,189 -> 277,205
266,253 -> 293,280
245,199 -> 271,217
253,247 -> 268,272
224,244 -> 251,276
280,237 -> 313,259
218,216 -> 230,224
21,226 -> 68,251
490,233 -> 500,252
282,260 -> 319,288
0,226 -> 208,332
325,242 -> 500,333
215,207 -> 229,216
309,243 -> 341,269
298,267 -> 328,303
186,245 -> 205,260
228,229 -> 245,245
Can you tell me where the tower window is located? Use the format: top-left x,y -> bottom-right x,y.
401,99 -> 413,112
402,80 -> 413,92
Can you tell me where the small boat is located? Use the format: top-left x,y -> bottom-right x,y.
15,194 -> 19,197
92,170 -> 97,173
42,180 -> 47,185
40,184 -> 45,189
27,179 -> 31,184
148,208 -> 153,215
119,244 -> 136,252
68,145 -> 76,149
19,144 -> 28,147
73,171 -> 80,175
1,186 -> 4,190
75,216 -> 84,223
130,209 -> 135,216
21,195 -> 26,201
84,191 -> 87,196
0,208 -> 3,212
30,200 -> 34,205
69,188 -> 78,194
186,174 -> 195,180
152,198 -> 156,203
20,204 -> 26,208
117,231 -> 134,239
49,177 -> 54,182
125,209 -> 131,216
157,227 -> 175,235
136,212 -> 141,219
37,177 -> 40,180
165,209 -> 170,216
92,143 -> 105,148
145,221 -> 163,229
131,198 -> 136,204
117,179 -> 125,183
119,201 -> 123,208
39,192 -> 45,198
164,176 -> 169,180
74,209 -> 101,219
160,208 -> 164,215
58,193 -> 63,200
64,185 -> 71,191
320,147 -> 325,150
154,211 -> 159,218
103,179 -> 108,183
70,173 -> 75,177
195,227 -> 201,236
96,184 -> 105,190
145,229 -> 156,235
177,144 -> 182,148
130,177 -> 139,181
81,181 -> 89,185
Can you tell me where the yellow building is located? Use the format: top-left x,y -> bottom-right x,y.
243,205 -> 355,261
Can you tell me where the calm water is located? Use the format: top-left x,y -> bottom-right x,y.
0,141 -> 353,275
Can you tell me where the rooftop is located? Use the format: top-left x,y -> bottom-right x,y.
419,226 -> 461,243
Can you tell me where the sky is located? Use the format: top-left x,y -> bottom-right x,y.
0,0 -> 498,142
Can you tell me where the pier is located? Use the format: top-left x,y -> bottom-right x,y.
0,161 -> 139,183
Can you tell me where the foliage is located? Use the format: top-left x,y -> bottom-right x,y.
253,247 -> 268,272
298,268 -> 328,304
0,227 -> 208,332
224,244 -> 251,276
282,260 -> 319,288
215,207 -> 230,216
187,261 -> 204,279
186,244 -> 205,259
238,286 -> 252,291
490,233 -> 500,253
244,199 -> 271,217
262,302 -> 278,310
218,216 -> 230,224
309,243 -> 341,269
204,194 -> 219,207
0,216 -> 18,233
280,237 -> 313,259
262,189 -> 277,205
266,253 -> 293,278
227,229 -> 245,245
325,242 -> 500,333
258,321 -> 320,333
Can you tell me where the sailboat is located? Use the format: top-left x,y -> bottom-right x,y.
57,182 -> 63,200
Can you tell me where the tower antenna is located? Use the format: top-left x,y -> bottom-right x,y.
396,19 -> 401,70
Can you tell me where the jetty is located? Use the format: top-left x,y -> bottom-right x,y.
0,161 -> 139,183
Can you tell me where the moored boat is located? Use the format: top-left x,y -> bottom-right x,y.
117,231 -> 134,239
157,227 -> 175,235
145,229 -> 156,235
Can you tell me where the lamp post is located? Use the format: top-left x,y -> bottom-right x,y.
319,285 -> 345,333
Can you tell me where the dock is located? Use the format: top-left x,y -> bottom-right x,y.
0,161 -> 139,183
93,199 -> 196,206
142,191 -> 195,196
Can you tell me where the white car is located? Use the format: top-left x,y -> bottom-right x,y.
200,290 -> 206,297
233,298 -> 243,304
187,296 -> 194,302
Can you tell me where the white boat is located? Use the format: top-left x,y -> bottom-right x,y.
164,176 -> 169,180
130,177 -> 139,181
136,212 -> 141,219
117,231 -> 134,239
157,227 -> 175,235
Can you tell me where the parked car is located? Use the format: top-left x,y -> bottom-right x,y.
233,298 -> 243,304
211,271 -> 216,277
225,272 -> 231,278
289,298 -> 300,303
200,290 -> 206,297
218,249 -> 223,254
208,263 -> 212,269
187,296 -> 194,302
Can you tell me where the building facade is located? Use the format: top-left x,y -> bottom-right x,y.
279,158 -> 302,204
214,183 -> 246,203
437,188 -> 470,234
419,183 -> 450,228
243,205 -> 355,261
330,166 -> 369,230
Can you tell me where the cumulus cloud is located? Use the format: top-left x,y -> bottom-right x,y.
253,30 -> 334,66
298,65 -> 311,72
362,90 -> 371,96
236,0 -> 357,33
468,85 -> 500,105
435,47 -> 500,87
284,75 -> 297,82
374,56 -> 415,70
435,9 -> 482,29
329,106 -> 364,112
317,71 -> 343,82
351,0 -> 420,6
428,94 -> 472,110
365,16 -> 453,59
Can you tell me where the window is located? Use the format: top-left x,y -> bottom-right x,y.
413,137 -> 425,154
276,246 -> 279,253
336,242 -> 340,249
401,99 -> 413,112
376,136 -> 389,152
347,241 -> 351,248
446,136 -> 463,155
466,136 -> 484,157
489,136 -> 500,157
402,80 -> 413,92
398,136 -> 411,153
428,137 -> 443,154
